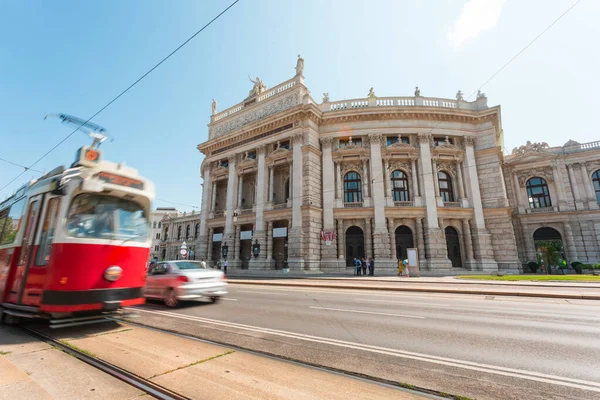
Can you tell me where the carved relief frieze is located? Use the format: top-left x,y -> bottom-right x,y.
516,167 -> 554,187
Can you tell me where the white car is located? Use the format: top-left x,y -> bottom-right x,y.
145,260 -> 227,307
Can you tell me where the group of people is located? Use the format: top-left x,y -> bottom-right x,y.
353,257 -> 375,276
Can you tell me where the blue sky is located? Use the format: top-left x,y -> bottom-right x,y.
1,0 -> 597,212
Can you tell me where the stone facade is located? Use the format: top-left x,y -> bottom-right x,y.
158,210 -> 201,261
149,207 -> 175,259
195,57 -> 600,272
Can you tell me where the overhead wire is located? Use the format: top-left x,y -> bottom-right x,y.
0,0 -> 241,196
0,157 -> 44,174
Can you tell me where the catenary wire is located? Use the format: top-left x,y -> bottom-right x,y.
0,0 -> 241,195
0,157 -> 44,174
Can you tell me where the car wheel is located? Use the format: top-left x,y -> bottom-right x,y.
164,289 -> 179,308
210,296 -> 220,303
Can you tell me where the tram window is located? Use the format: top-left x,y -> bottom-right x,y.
36,198 -> 61,266
66,194 -> 148,241
18,201 -> 39,266
0,197 -> 27,245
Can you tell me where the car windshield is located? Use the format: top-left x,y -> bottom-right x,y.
174,261 -> 206,270
66,194 -> 148,241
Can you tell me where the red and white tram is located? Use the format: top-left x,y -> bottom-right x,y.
0,145 -> 154,326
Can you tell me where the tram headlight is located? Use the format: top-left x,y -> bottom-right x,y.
104,266 -> 123,282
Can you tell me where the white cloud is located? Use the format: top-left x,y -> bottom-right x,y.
448,0 -> 506,50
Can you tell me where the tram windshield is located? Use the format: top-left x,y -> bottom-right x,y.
67,194 -> 148,242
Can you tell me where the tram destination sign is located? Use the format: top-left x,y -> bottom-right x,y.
97,172 -> 144,190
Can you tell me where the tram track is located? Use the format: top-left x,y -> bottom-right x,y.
18,324 -> 191,400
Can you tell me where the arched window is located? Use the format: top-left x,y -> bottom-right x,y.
177,226 -> 182,240
195,223 -> 200,239
391,170 -> 410,201
153,221 -> 157,229
526,177 -> 551,208
593,170 -> 600,203
186,225 -> 190,239
164,227 -> 168,239
344,172 -> 362,203
438,171 -> 454,202
158,222 -> 162,228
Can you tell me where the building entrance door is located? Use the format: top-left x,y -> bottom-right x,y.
345,226 -> 365,267
445,226 -> 462,268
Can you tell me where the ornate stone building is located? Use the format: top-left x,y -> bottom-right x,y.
159,210 -> 201,261
149,207 -> 176,259
195,56 -> 600,272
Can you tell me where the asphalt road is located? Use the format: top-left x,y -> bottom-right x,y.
129,284 -> 600,400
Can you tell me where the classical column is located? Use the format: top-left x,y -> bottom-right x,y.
337,219 -> 345,260
566,163 -> 581,202
362,159 -> 369,198
563,222 -> 578,261
288,132 -> 304,266
268,166 -> 274,202
234,225 -> 241,260
289,160 -> 293,200
462,219 -> 474,261
418,133 -> 440,229
336,161 -> 343,200
384,159 -> 391,198
388,218 -> 397,259
321,137 -> 335,230
198,165 -> 211,258
415,217 -> 425,260
365,218 -> 373,258
551,160 -> 566,207
368,134 -> 391,259
253,145 -> 268,263
512,170 -> 524,207
410,158 -> 420,198
580,163 -> 595,201
456,160 -> 465,199
237,174 -> 244,208
207,228 -> 213,262
211,182 -> 217,211
267,221 -> 274,260
432,158 -> 440,197
224,154 -> 238,245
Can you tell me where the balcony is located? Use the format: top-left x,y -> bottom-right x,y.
443,202 -> 462,208
393,201 -> 414,207
344,201 -> 364,208
525,206 -> 557,214
213,211 -> 225,218
273,201 -> 289,210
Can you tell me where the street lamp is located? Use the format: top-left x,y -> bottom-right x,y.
221,242 -> 229,259
252,240 -> 260,258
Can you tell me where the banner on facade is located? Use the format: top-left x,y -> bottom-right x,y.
240,230 -> 253,240
320,231 -> 336,246
213,233 -> 223,242
273,227 -> 288,238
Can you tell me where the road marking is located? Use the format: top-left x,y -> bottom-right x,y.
354,299 -> 451,307
221,298 -> 238,301
132,307 -> 600,393
237,290 -> 288,296
309,306 -> 425,319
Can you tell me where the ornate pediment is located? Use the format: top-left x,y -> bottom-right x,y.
237,153 -> 257,173
511,141 -> 549,157
266,142 -> 291,166
389,161 -> 411,173
432,136 -> 462,155
341,162 -> 363,177
516,167 -> 554,187
211,163 -> 229,180
436,161 -> 457,177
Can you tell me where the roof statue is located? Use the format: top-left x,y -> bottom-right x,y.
322,93 -> 330,103
511,141 -> 550,156
414,86 -> 421,96
248,76 -> 267,96
456,90 -> 464,101
211,99 -> 218,115
295,54 -> 304,76
564,139 -> 580,147
477,89 -> 486,99
368,87 -> 376,98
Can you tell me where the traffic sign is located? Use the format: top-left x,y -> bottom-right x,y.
180,249 -> 187,256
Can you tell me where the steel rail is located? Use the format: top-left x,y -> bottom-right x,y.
18,326 -> 191,400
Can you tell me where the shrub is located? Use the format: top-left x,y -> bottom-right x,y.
582,264 -> 594,270
571,261 -> 582,268
595,263 -> 600,270
527,261 -> 539,273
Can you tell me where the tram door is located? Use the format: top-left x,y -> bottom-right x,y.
6,195 -> 43,305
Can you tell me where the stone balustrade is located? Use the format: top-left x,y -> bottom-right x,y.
443,201 -> 462,208
525,206 -> 557,214
559,140 -> 600,154
344,201 -> 364,208
393,201 -> 414,207
321,95 -> 486,112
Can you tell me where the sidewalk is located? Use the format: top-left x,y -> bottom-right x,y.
228,277 -> 600,300
2,322 -> 428,400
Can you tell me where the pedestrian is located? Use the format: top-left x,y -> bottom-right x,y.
200,258 -> 207,269
354,257 -> 362,276
223,259 -> 228,275
402,259 -> 410,277
361,257 -> 367,276
368,258 -> 374,276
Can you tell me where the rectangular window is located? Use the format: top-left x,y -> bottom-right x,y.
0,197 -> 27,245
36,198 -> 61,266
156,233 -> 160,239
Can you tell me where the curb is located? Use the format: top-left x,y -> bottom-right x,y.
229,280 -> 600,300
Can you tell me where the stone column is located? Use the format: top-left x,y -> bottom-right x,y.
198,165 -> 211,259
388,218 -> 396,259
237,174 -> 244,208
567,164 -> 581,202
462,219 -> 474,261
580,163 -> 598,209
456,160 -> 465,199
289,160 -> 293,200
384,159 -> 391,198
522,224 -> 537,263
224,154 -> 238,249
321,138 -> 335,230
211,182 -> 217,211
362,159 -> 369,199
464,137 -> 497,270
207,228 -> 213,262
410,158 -> 419,197
250,145 -> 268,268
512,170 -> 524,208
432,158 -> 440,197
266,221 -> 273,261
288,132 -> 304,268
551,160 -> 567,209
337,219 -> 345,260
563,222 -> 578,262
268,166 -> 274,202
336,161 -> 343,200
365,218 -> 373,258
368,134 -> 391,260
233,224 -> 241,261
415,217 -> 426,262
